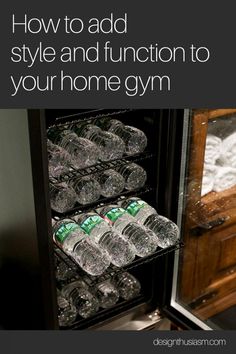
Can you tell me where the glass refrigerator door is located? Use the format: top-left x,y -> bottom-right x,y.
171,109 -> 236,329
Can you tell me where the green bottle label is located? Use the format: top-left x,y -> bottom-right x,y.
79,215 -> 103,235
55,222 -> 79,244
104,207 -> 126,224
126,200 -> 147,217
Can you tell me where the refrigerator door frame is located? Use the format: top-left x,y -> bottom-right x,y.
28,109 -> 59,329
160,109 -> 213,330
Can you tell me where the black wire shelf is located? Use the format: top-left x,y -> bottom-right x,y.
54,240 -> 184,286
60,293 -> 146,330
47,109 -> 135,129
51,185 -> 154,218
52,150 -> 155,182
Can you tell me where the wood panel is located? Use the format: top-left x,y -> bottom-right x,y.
194,291 -> 236,320
218,234 -> 236,271
208,109 -> 236,120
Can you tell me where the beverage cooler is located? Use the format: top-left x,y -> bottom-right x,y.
1,108 -> 236,330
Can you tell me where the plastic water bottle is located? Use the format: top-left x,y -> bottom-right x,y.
47,140 -> 72,178
70,175 -> 101,205
55,260 -> 76,283
94,280 -> 120,309
60,280 -> 99,319
75,124 -> 125,161
98,205 -> 157,257
57,290 -> 78,326
104,119 -> 148,155
122,197 -> 179,248
113,272 -> 141,300
49,182 -> 77,213
73,212 -> 135,267
96,169 -> 125,197
48,127 -> 100,168
52,219 -> 110,276
117,163 -> 147,190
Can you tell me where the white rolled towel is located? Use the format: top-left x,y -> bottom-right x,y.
201,164 -> 217,196
219,132 -> 236,168
204,134 -> 222,165
213,166 -> 236,192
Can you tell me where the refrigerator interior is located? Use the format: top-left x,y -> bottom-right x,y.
43,109 -> 184,329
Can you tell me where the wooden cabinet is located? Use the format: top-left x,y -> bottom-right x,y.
178,109 -> 236,320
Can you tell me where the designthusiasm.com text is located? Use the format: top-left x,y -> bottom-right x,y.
153,338 -> 227,348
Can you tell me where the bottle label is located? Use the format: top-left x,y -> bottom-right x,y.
79,215 -> 103,235
103,207 -> 126,225
126,200 -> 147,217
55,222 -> 80,245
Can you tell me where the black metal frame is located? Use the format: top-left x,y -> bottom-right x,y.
155,109 -> 202,329
28,110 -> 59,329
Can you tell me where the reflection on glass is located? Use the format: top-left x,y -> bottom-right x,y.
202,116 -> 236,196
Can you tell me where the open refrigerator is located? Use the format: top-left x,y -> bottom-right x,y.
0,108 -> 236,330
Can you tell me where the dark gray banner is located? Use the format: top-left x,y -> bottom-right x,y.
0,331 -> 234,354
0,0 -> 235,107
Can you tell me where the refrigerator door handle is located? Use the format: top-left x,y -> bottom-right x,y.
190,216 -> 228,236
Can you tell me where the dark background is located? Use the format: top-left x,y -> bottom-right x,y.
0,0 -> 235,108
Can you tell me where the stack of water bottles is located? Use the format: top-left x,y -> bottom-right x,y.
56,258 -> 142,327
47,119 -> 148,212
52,199 -> 179,276
47,119 -> 147,171
49,117 -> 180,327
48,118 -> 148,167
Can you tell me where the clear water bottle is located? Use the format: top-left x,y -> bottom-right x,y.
70,175 -> 101,205
98,205 -> 157,257
122,197 -> 179,248
94,280 -> 119,309
73,212 -> 135,267
48,127 -> 100,169
113,272 -> 141,300
55,260 -> 76,283
96,169 -> 125,197
47,140 -> 72,178
49,182 -> 77,213
57,290 -> 78,327
104,119 -> 148,155
60,280 -> 99,319
52,219 -> 110,276
75,124 -> 125,161
117,163 -> 147,190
